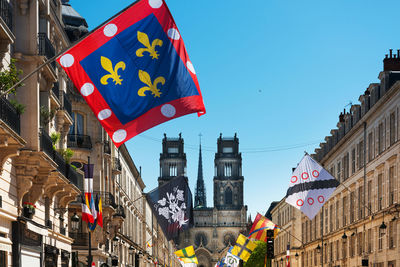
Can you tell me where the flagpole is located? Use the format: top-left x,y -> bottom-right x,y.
321,208 -> 323,267
87,156 -> 93,267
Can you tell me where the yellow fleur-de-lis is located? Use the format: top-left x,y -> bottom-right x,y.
100,56 -> 126,85
136,31 -> 163,60
138,70 -> 165,98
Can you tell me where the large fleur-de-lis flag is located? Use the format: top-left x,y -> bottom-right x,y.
57,0 -> 206,147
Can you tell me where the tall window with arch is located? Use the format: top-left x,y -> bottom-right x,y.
225,187 -> 232,205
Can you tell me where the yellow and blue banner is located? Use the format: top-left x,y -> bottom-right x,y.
174,245 -> 198,264
231,234 -> 257,262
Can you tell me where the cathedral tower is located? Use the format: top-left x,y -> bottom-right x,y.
194,141 -> 207,208
213,133 -> 243,210
158,133 -> 187,187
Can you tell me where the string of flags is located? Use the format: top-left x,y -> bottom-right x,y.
81,163 -> 103,230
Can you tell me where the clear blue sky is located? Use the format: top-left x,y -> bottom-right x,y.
69,0 -> 400,219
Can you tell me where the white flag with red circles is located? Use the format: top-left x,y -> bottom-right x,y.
285,154 -> 339,220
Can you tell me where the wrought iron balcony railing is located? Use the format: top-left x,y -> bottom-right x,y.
0,96 -> 20,134
38,33 -> 56,70
67,134 -> 92,149
0,0 -> 12,31
69,232 -> 89,247
62,91 -> 72,118
40,131 -> 82,188
114,205 -> 126,219
113,157 -> 122,172
103,141 -> 111,155
93,191 -> 117,209
51,82 -> 60,100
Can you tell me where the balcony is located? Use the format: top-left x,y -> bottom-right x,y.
62,91 -> 72,118
114,205 -> 126,219
104,141 -> 111,155
51,82 -> 60,101
0,0 -> 12,31
40,131 -> 83,188
67,134 -> 92,150
112,157 -> 122,174
69,232 -> 89,247
0,96 -> 20,134
93,191 -> 117,209
38,33 -> 56,70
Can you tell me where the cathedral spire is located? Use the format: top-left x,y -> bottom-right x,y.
195,134 -> 207,208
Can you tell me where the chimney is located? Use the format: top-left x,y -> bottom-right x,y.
383,49 -> 400,71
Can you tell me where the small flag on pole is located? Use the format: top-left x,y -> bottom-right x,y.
285,154 -> 339,220
286,244 -> 290,267
224,250 -> 240,267
231,234 -> 257,262
57,0 -> 206,147
248,213 -> 280,241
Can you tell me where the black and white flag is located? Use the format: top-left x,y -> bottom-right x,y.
285,154 -> 339,220
146,176 -> 193,240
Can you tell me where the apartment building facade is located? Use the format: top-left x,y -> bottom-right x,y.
0,0 -> 179,266
270,51 -> 400,267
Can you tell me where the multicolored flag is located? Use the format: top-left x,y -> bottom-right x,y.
57,0 -> 206,147
248,213 -> 280,241
285,154 -> 339,219
174,246 -> 198,264
147,176 -> 193,240
82,163 -> 95,223
215,258 -> 226,267
146,241 -> 153,248
81,195 -> 94,223
231,234 -> 257,262
96,194 -> 103,228
286,244 -> 290,267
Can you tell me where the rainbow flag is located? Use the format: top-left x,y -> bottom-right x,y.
248,213 -> 280,242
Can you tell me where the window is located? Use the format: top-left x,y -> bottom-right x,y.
224,163 -> 232,177
367,180 -> 372,215
222,146 -> 233,153
329,204 -> 333,232
69,112 -> 85,135
389,166 -> 395,205
225,187 -> 232,205
358,186 -> 364,220
335,200 -> 340,229
378,174 -> 383,211
378,226 -> 384,250
169,163 -> 177,176
368,132 -> 374,162
350,192 -> 355,223
335,240 -> 339,260
343,153 -> 349,180
337,161 -> 341,181
343,196 -> 348,226
0,251 -> 5,267
378,122 -> 384,154
389,220 -> 397,249
351,148 -> 356,174
342,239 -> 347,259
357,232 -> 363,255
367,228 -> 372,253
167,147 -> 178,154
390,112 -> 396,146
357,140 -> 364,170
350,234 -> 355,257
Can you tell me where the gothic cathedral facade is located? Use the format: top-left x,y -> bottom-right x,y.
158,134 -> 248,267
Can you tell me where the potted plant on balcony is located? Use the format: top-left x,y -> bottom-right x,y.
22,202 -> 36,219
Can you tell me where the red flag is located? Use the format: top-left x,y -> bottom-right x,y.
57,0 -> 205,147
96,195 -> 103,228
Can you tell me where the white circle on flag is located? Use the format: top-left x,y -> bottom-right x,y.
318,195 -> 325,203
291,176 -> 298,183
187,61 -> 196,74
161,104 -> 176,118
149,0 -> 163,8
167,28 -> 180,40
59,54 -> 74,67
104,24 -> 118,37
80,83 -> 94,96
296,199 -> 304,206
312,170 -> 319,178
113,129 -> 127,143
98,109 -> 112,120
307,197 -> 314,205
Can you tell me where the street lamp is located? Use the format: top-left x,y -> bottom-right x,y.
379,221 -> 387,235
295,252 -> 299,259
341,232 -> 347,240
71,213 -> 80,232
316,244 -> 321,253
